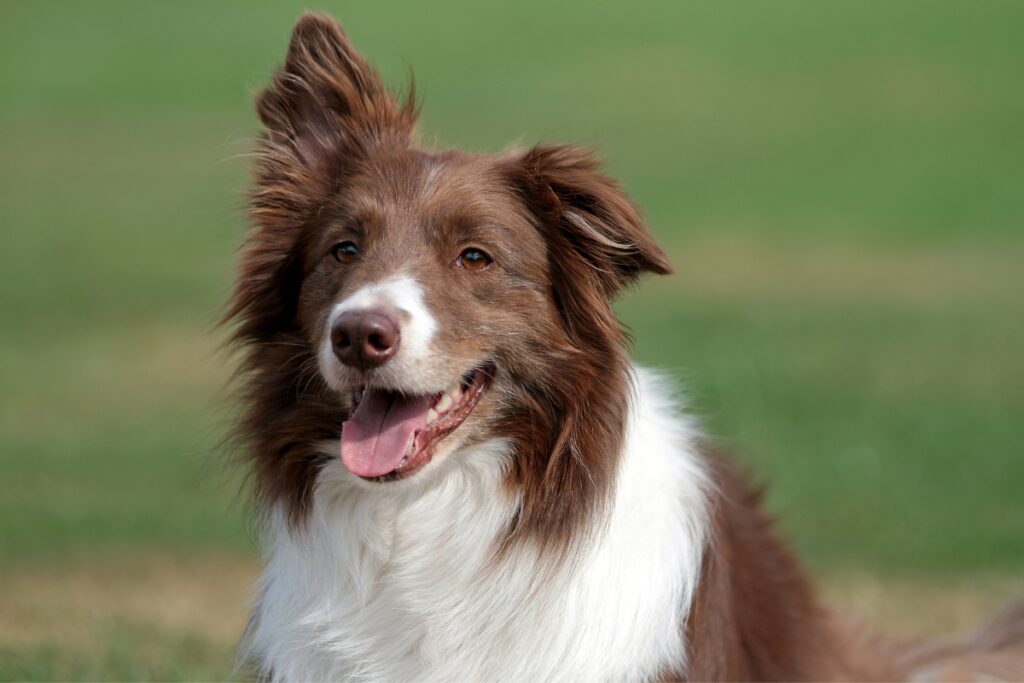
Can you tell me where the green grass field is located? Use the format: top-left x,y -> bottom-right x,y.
2,1 -> 1023,679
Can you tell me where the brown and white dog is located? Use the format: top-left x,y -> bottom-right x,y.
227,13 -> 1024,681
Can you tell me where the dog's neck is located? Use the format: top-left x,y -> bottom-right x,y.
245,367 -> 711,681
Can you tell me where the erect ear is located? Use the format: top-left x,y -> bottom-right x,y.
229,14 -> 417,343
514,144 -> 672,297
256,12 -> 416,169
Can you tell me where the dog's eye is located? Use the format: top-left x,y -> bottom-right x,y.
332,241 -> 359,263
457,247 -> 493,271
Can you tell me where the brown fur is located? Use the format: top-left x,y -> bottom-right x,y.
225,13 -> 670,554
226,12 -> 1024,680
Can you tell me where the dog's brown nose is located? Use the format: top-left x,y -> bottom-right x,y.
331,310 -> 400,369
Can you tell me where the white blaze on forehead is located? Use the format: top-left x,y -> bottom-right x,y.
327,276 -> 437,360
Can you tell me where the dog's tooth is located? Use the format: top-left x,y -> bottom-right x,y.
447,381 -> 462,398
435,393 -> 453,414
426,408 -> 438,423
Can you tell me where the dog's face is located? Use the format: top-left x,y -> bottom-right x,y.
300,151 -> 555,481
230,13 -> 671,542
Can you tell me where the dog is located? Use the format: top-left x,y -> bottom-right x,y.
226,12 -> 1024,681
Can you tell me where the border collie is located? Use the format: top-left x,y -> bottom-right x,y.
227,13 -> 1023,681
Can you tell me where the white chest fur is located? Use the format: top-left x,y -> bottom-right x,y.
243,368 -> 710,682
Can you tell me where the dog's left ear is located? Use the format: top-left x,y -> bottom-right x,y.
512,144 -> 672,296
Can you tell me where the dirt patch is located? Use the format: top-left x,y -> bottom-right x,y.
823,573 -> 1023,639
0,552 -> 257,652
2,551 -> 1020,655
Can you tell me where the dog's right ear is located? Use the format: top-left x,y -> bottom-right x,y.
256,12 -> 416,170
229,14 -> 417,343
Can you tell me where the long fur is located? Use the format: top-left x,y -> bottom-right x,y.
242,369 -> 709,681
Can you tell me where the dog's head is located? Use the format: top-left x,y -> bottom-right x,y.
229,13 -> 671,547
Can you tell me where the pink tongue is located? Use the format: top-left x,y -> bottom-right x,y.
340,389 -> 434,478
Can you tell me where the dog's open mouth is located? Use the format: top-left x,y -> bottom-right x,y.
339,366 -> 493,482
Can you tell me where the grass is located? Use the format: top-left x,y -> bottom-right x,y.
0,554 -> 253,681
1,0 -> 1022,679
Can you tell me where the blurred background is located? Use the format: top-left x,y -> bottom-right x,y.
2,0 -> 1022,679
